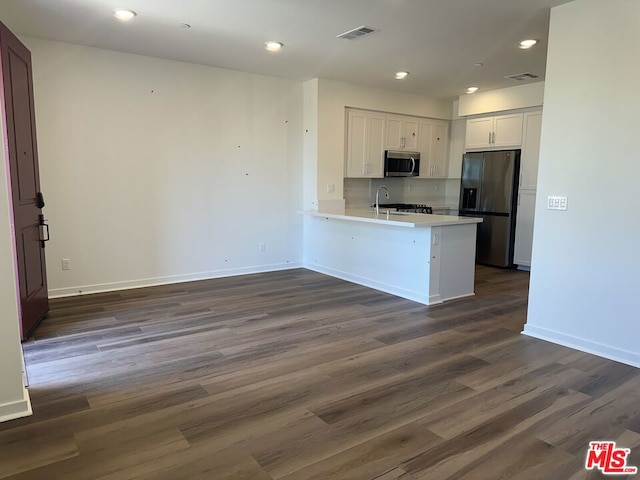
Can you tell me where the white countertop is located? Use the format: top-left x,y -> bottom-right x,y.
301,209 -> 482,228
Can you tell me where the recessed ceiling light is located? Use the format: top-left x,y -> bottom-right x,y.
519,39 -> 538,49
113,9 -> 137,20
394,71 -> 409,80
265,41 -> 284,52
466,86 -> 479,94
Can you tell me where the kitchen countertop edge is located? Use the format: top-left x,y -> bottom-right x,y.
300,210 -> 483,228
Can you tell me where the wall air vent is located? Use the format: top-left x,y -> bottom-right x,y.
505,72 -> 541,81
337,26 -> 379,40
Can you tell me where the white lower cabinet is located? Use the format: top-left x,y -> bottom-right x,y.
514,189 -> 536,268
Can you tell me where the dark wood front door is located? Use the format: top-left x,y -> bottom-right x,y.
0,21 -> 49,340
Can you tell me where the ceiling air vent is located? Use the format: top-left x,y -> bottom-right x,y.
505,72 -> 541,81
337,26 -> 379,40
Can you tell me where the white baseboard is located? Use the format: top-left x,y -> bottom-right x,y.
0,388 -> 32,423
304,262 -> 431,305
522,324 -> 640,368
48,263 -> 303,298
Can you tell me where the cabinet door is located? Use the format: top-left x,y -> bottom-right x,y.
465,117 -> 493,149
448,119 -> 466,178
403,118 -> 419,151
366,114 -> 386,177
493,113 -> 523,147
417,121 -> 433,177
385,116 -> 403,150
520,111 -> 543,188
346,111 -> 367,177
430,123 -> 448,177
514,190 -> 536,267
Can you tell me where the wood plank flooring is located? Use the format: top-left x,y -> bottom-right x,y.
1,266 -> 639,479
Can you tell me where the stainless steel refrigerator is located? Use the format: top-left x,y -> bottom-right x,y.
458,150 -> 520,268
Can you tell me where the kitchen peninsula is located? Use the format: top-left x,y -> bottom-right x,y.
302,210 -> 482,305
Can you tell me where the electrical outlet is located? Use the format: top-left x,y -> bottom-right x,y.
259,243 -> 266,252
547,195 -> 568,211
407,183 -> 412,192
62,258 -> 71,270
432,233 -> 440,245
326,184 -> 335,193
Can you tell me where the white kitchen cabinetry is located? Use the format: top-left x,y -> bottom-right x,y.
386,116 -> 419,151
465,113 -> 523,150
513,109 -> 543,268
514,190 -> 536,267
345,110 -> 386,178
519,111 -> 543,189
418,120 -> 449,178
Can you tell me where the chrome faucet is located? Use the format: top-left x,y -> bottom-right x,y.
375,185 -> 389,215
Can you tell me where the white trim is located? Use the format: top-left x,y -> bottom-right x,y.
0,388 -> 32,423
48,263 -> 303,298
304,263 -> 431,305
522,324 -> 640,368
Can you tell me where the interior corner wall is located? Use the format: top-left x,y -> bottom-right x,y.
21,37 -> 304,297
0,109 -> 32,422
524,0 -> 640,367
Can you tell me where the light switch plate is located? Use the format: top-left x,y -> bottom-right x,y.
547,195 -> 568,211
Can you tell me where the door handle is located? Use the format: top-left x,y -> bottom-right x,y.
39,214 -> 50,247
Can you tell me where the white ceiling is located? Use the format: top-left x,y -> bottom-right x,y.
0,0 -> 572,100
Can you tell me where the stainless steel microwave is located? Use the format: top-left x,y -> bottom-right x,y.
384,150 -> 420,177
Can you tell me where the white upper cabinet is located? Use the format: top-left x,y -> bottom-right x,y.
465,113 -> 523,150
386,115 -> 419,151
418,120 -> 449,178
345,110 -> 385,178
519,111 -> 543,189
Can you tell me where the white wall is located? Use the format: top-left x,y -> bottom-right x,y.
22,37 -> 303,296
0,111 -> 32,421
307,79 -> 451,211
457,82 -> 545,117
524,0 -> 640,367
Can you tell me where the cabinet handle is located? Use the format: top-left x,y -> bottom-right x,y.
492,132 -> 496,144
488,132 -> 491,145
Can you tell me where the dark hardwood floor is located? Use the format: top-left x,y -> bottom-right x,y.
1,267 -> 639,479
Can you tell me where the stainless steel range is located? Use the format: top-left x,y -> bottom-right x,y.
377,203 -> 433,214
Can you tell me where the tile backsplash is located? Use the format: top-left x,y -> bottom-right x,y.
344,177 -> 460,209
